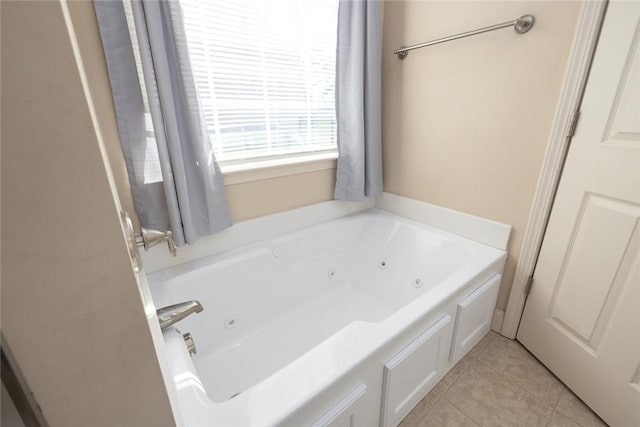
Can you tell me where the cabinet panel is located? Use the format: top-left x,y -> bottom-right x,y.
450,274 -> 501,363
380,314 -> 453,427
311,383 -> 367,427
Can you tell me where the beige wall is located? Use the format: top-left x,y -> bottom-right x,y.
1,1 -> 175,425
226,169 -> 336,222
382,1 -> 581,310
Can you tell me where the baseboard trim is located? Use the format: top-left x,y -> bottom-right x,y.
491,309 -> 505,333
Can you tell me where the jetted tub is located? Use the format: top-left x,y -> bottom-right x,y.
147,209 -> 507,427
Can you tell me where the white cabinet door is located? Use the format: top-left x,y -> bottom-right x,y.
517,2 -> 640,425
380,315 -> 453,427
311,384 -> 367,427
450,275 -> 501,363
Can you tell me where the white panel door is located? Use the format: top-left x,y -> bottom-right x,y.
450,275 -> 501,363
311,384 -> 367,427
381,315 -> 453,427
517,2 -> 640,426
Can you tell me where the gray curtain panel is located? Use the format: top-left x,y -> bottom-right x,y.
95,0 -> 231,246
334,0 -> 383,202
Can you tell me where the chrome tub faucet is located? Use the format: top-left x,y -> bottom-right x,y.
157,301 -> 203,330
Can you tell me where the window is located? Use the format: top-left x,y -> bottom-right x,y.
180,0 -> 339,164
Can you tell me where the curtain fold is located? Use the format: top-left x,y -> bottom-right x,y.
95,0 -> 231,246
334,0 -> 383,202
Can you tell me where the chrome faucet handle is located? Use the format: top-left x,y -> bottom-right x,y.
136,227 -> 177,257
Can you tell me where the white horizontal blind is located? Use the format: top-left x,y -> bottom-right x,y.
180,0 -> 338,162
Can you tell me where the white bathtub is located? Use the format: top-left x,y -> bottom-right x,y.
148,209 -> 507,426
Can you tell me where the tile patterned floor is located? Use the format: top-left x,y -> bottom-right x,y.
399,332 -> 608,427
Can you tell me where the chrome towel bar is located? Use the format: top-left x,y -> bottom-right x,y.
394,14 -> 535,60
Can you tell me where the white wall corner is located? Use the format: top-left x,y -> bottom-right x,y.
491,309 -> 505,333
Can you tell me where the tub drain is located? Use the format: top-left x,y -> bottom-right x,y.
229,392 -> 241,400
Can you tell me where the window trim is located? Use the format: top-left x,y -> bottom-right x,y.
221,149 -> 338,185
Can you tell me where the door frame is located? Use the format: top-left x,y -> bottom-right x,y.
500,0 -> 609,339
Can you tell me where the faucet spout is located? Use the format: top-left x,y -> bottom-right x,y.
157,301 -> 203,330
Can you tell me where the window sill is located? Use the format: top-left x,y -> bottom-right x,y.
220,151 -> 338,185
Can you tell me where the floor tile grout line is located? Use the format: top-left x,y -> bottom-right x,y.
474,354 -> 558,417
471,332 -> 562,420
473,338 -> 563,407
552,388 -> 562,410
444,388 -> 547,427
544,389 -> 568,427
447,359 -> 545,427
555,406 -> 598,427
543,409 -> 556,427
467,336 -> 603,427
442,395 -> 482,427
486,336 -> 604,426
553,388 -> 608,427
513,336 -> 586,412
